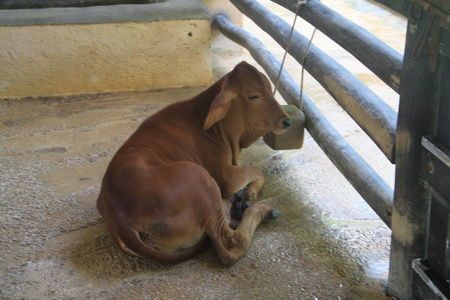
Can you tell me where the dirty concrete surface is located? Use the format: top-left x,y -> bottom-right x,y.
0,0 -> 406,299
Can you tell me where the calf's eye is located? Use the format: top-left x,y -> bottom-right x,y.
248,96 -> 259,100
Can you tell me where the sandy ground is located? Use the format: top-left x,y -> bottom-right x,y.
0,0 -> 406,299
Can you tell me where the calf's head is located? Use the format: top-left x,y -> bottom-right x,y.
203,62 -> 291,146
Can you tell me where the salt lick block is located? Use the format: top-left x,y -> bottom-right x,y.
263,105 -> 305,150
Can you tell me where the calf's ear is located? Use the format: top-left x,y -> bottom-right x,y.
203,81 -> 235,130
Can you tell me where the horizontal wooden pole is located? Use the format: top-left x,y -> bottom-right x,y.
230,0 -> 398,163
272,0 -> 403,93
213,14 -> 393,228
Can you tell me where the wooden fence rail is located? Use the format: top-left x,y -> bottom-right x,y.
271,0 -> 403,93
213,14 -> 394,227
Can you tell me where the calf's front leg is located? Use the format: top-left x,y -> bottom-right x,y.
216,164 -> 264,202
240,165 -> 264,202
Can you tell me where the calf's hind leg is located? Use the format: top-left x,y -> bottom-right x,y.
207,203 -> 276,265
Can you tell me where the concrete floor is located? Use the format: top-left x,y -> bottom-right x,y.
0,0 -> 406,299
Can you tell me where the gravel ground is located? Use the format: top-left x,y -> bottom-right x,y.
0,89 -> 392,299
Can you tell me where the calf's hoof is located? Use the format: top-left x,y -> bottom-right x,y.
262,207 -> 282,223
235,185 -> 256,203
235,187 -> 247,199
270,208 -> 282,220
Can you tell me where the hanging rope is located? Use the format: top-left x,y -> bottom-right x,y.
273,1 -> 302,96
273,0 -> 317,111
299,27 -> 317,110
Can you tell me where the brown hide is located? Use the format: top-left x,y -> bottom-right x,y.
97,61 -> 291,264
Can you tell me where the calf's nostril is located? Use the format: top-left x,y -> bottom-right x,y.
282,118 -> 291,129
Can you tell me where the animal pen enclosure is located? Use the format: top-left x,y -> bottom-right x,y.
213,0 -> 449,299
0,0 -> 448,299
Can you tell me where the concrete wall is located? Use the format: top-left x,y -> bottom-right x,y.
0,20 -> 211,98
0,0 -> 218,99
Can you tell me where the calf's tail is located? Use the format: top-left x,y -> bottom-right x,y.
113,217 -> 208,264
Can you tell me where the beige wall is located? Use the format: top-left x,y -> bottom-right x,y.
0,19 -> 212,99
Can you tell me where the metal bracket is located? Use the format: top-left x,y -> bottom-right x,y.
415,0 -> 450,31
412,0 -> 450,72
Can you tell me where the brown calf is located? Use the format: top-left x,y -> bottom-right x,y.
97,61 -> 291,264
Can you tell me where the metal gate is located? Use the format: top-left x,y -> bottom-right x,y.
212,0 -> 450,298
